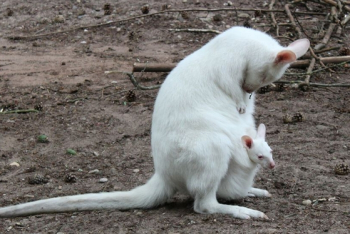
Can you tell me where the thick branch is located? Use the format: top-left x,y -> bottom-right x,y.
133,56 -> 350,72
168,28 -> 221,34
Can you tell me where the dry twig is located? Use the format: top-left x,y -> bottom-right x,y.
285,4 -> 303,38
315,46 -> 341,54
285,61 -> 349,75
0,109 -> 39,114
275,80 -> 350,87
321,0 -> 350,11
341,13 -> 350,25
168,28 -> 221,34
125,73 -> 161,90
314,23 -> 337,50
303,58 -> 317,85
269,0 -> 279,36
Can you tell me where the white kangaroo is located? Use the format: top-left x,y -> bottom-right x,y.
0,26 -> 309,218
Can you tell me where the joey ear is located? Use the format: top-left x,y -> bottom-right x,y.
257,123 -> 266,140
287,38 -> 310,58
241,135 -> 253,149
274,50 -> 296,65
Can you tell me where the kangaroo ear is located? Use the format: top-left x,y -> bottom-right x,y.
287,38 -> 310,58
257,123 -> 266,140
241,135 -> 253,149
274,50 -> 296,65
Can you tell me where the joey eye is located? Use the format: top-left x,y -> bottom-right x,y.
258,155 -> 264,160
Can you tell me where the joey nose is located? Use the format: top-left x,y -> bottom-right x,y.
269,161 -> 275,169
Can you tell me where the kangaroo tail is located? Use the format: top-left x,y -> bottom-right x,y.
0,173 -> 174,218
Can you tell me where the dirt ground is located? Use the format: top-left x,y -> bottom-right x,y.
0,0 -> 349,233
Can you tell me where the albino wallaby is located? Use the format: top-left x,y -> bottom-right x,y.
0,26 -> 309,219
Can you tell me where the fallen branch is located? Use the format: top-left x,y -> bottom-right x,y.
257,23 -> 293,27
341,13 -> 350,25
6,8 -> 327,41
132,56 -> 350,72
330,6 -> 340,23
314,46 -> 341,54
285,61 -> 349,75
131,60 -> 350,90
285,4 -> 303,38
309,47 -> 332,71
275,80 -> 350,87
0,109 -> 39,114
340,0 -> 350,5
314,23 -> 337,50
168,28 -> 221,34
321,0 -> 350,11
125,73 -> 161,90
304,58 -> 316,84
269,0 -> 279,36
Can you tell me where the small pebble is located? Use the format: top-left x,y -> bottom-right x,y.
213,14 -> 223,22
141,5 -> 149,14
89,169 -> 100,174
53,15 -> 65,23
77,9 -> 86,16
283,114 -> 293,124
133,169 -> 140,173
10,162 -> 20,167
93,151 -> 99,157
316,125 -> 328,131
238,13 -> 250,18
99,178 -> 108,183
302,199 -> 312,206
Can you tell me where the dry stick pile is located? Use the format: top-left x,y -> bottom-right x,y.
130,1 -> 350,89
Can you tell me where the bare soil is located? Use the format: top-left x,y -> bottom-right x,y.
0,0 -> 349,233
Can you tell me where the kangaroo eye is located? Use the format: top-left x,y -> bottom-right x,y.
258,155 -> 264,159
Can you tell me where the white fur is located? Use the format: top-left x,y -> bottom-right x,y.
0,27 -> 309,219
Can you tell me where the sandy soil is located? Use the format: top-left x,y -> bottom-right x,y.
0,0 -> 349,233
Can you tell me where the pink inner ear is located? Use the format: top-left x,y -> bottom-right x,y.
274,50 -> 296,65
243,136 -> 252,149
